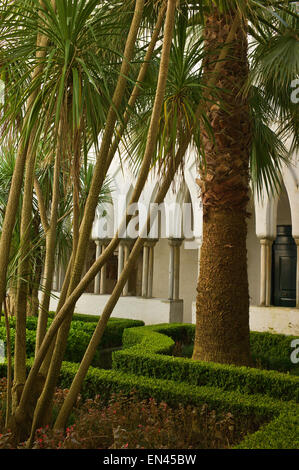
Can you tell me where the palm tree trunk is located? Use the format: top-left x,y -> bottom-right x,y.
192,9 -> 252,366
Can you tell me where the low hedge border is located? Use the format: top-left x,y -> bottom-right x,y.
1,321 -> 299,448
112,324 -> 299,403
0,317 -> 144,367
0,359 -> 298,449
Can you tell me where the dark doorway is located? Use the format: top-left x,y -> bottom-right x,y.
272,225 -> 297,307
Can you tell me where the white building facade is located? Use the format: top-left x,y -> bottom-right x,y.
51,146 -> 299,336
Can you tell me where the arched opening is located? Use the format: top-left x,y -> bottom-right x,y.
272,183 -> 297,307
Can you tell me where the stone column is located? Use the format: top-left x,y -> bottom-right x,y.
142,244 -> 149,298
52,259 -> 59,291
117,241 -> 125,296
145,240 -> 157,298
168,238 -> 183,300
259,238 -> 273,307
123,241 -> 132,296
59,263 -> 65,292
168,241 -> 175,300
147,243 -> 154,299
296,239 -> 299,308
94,240 -> 102,294
100,239 -> 110,295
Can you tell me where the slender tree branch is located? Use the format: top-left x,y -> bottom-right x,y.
34,177 -> 49,233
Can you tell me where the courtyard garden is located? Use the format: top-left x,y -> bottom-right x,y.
0,315 -> 298,449
0,0 -> 298,451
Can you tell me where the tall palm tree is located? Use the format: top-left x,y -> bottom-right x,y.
0,0 -> 297,443
191,0 -> 298,365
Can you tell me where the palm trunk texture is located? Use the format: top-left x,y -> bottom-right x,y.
193,9 -> 252,366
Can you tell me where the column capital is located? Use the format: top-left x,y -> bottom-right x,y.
259,237 -> 274,246
144,239 -> 158,248
168,237 -> 184,247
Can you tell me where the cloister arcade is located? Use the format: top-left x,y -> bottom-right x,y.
50,149 -> 299,335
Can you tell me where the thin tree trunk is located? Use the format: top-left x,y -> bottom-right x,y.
104,3 -> 166,175
27,216 -> 43,317
52,1 -> 165,320
72,126 -> 81,259
0,0 -> 55,312
53,140 -> 187,432
27,0 -> 177,442
3,298 -> 12,429
13,2 -> 238,432
8,3 -> 57,439
35,125 -> 62,353
13,135 -> 39,414
192,9 -> 252,366
11,0 -> 145,439
27,256 -> 42,318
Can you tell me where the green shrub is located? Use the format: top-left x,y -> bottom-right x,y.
172,327 -> 299,375
0,317 -> 144,366
1,321 -> 298,449
48,312 -> 129,323
113,324 -> 299,403
250,331 -> 299,374
2,358 -> 296,449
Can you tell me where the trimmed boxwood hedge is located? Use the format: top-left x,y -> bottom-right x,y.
0,356 -> 298,449
0,320 -> 298,448
0,316 -> 144,367
112,324 -> 299,403
124,323 -> 298,375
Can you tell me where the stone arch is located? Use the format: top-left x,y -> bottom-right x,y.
282,164 -> 299,237
184,158 -> 203,241
254,189 -> 278,240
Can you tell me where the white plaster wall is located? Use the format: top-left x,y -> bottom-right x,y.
249,306 -> 299,336
152,239 -> 169,300
191,302 -> 299,336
